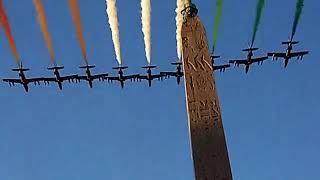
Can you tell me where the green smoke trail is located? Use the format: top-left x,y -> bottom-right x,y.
212,0 -> 223,52
291,0 -> 304,38
251,0 -> 265,46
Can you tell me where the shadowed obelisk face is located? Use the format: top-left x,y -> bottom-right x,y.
181,15 -> 233,180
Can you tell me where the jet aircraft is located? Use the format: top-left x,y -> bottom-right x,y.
76,65 -> 108,88
43,66 -> 78,90
229,45 -> 268,73
106,66 -> 139,89
268,37 -> 309,68
160,62 -> 184,85
2,64 -> 44,92
138,65 -> 165,87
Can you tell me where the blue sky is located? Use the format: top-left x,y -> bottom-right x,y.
0,0 -> 319,179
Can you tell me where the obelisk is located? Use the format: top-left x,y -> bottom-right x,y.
181,4 -> 233,180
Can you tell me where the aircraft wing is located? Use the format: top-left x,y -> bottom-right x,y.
137,75 -> 148,80
213,64 -> 230,72
61,75 -> 78,81
151,74 -> 165,80
138,74 -> 163,80
123,74 -> 139,81
251,56 -> 268,63
43,77 -> 57,82
76,74 -> 108,81
27,77 -> 45,83
2,78 -> 22,84
3,77 -> 44,85
268,52 -> 286,58
229,59 -> 248,65
289,51 -> 309,58
106,76 -> 120,82
92,73 -> 109,80
76,76 -> 87,81
160,72 -> 179,77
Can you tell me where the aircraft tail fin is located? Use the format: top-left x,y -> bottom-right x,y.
47,66 -> 64,71
242,47 -> 259,52
282,41 -> 299,45
171,62 -> 182,66
12,68 -> 30,72
113,66 -> 128,70
79,65 -> 96,69
211,55 -> 221,59
142,65 -> 157,69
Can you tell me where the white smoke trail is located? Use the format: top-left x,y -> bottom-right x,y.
106,0 -> 122,65
141,0 -> 151,64
185,0 -> 191,6
176,0 -> 184,60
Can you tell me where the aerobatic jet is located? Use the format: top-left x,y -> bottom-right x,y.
43,66 -> 78,90
160,62 -> 184,85
229,45 -> 268,73
2,64 -> 44,92
138,65 -> 165,87
76,65 -> 108,88
210,54 -> 230,72
268,37 -> 309,68
105,66 -> 139,89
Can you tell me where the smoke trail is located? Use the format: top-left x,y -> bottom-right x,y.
141,0 -> 152,64
175,0 -> 184,60
0,0 -> 20,65
291,0 -> 304,38
185,0 -> 191,6
106,0 -> 122,65
251,0 -> 265,46
33,0 -> 56,66
212,0 -> 223,51
69,0 -> 88,65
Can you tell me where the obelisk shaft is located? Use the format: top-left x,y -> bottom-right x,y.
181,15 -> 233,180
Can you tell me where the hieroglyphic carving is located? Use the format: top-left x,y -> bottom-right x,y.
182,15 -> 233,180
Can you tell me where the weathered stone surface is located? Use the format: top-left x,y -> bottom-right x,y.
181,15 -> 233,180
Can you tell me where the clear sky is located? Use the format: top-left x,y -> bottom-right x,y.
0,0 -> 319,179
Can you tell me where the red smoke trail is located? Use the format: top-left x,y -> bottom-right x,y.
69,0 -> 88,65
0,0 -> 21,65
33,0 -> 56,66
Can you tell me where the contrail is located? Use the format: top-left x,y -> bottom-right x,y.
251,0 -> 265,46
212,0 -> 224,52
0,0 -> 20,65
33,0 -> 56,66
106,0 -> 122,65
141,0 -> 152,64
175,0 -> 184,60
291,0 -> 304,38
69,0 -> 88,65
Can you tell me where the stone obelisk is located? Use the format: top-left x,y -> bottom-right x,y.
181,4 -> 233,180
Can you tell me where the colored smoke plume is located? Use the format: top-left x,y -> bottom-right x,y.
175,0 -> 184,60
251,0 -> 265,46
141,0 -> 152,64
291,0 -> 304,38
106,0 -> 122,65
69,0 -> 88,65
0,0 -> 20,65
212,0 -> 224,51
184,0 -> 191,6
33,0 -> 56,66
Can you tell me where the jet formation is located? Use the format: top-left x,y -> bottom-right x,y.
1,3 -> 310,92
